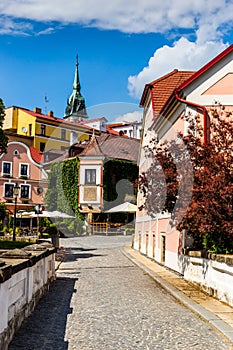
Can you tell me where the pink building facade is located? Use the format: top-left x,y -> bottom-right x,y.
134,44 -> 233,273
0,141 -> 47,216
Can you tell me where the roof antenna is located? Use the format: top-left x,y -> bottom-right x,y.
44,93 -> 49,114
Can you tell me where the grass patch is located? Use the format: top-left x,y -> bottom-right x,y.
0,240 -> 33,250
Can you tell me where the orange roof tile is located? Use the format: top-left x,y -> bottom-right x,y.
30,146 -> 43,163
140,69 -> 195,113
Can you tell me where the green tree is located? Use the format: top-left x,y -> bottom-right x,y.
0,203 -> 7,222
0,98 -> 8,154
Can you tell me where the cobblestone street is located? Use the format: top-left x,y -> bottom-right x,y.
9,236 -> 232,350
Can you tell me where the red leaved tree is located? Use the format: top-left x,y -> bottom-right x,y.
138,105 -> 233,253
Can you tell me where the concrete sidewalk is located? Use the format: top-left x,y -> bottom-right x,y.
123,245 -> 233,346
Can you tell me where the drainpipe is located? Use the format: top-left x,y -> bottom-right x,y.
175,89 -> 209,144
150,87 -> 156,121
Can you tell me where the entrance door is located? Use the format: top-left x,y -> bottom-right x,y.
161,234 -> 166,263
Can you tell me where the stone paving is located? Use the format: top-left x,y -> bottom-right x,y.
9,235 -> 233,350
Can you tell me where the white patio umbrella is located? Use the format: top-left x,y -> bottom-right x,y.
36,210 -> 75,218
105,202 -> 137,213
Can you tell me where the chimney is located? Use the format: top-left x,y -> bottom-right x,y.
34,107 -> 42,114
48,111 -> 54,118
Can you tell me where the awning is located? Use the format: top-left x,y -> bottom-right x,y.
105,202 -> 137,213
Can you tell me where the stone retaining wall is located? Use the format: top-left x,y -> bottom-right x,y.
0,242 -> 56,350
179,252 -> 233,307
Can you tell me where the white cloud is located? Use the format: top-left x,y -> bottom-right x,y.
0,0 -> 232,102
36,27 -> 55,36
113,111 -> 142,123
0,0 -> 232,35
128,38 -> 228,99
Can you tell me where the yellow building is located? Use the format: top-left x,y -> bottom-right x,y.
3,106 -> 100,156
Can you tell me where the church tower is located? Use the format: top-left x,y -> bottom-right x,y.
64,55 -> 88,122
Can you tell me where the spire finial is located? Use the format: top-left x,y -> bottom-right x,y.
64,54 -> 88,121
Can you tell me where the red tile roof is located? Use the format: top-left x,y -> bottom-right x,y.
19,107 -> 97,131
161,45 -> 233,116
140,69 -> 195,114
30,146 -> 43,163
106,128 -> 120,135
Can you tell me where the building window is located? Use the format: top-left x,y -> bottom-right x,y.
14,150 -> 19,155
20,185 -> 30,199
71,132 -> 78,144
29,124 -> 32,136
20,164 -> 29,178
85,169 -> 96,185
4,183 -> 14,198
2,162 -> 12,176
41,124 -> 46,136
40,142 -> 45,152
61,129 -> 66,140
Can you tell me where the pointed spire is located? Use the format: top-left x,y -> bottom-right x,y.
64,55 -> 88,122
73,54 -> 81,92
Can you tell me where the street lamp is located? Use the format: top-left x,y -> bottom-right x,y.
35,204 -> 43,235
13,183 -> 20,241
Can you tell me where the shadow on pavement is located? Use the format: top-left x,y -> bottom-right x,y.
9,277 -> 77,350
64,247 -> 105,262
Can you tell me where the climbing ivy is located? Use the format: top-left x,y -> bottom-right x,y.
103,159 -> 138,209
45,158 -> 84,220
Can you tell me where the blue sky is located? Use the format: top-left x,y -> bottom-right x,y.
0,1 -> 232,123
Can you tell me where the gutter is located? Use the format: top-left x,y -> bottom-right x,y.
175,89 -> 209,144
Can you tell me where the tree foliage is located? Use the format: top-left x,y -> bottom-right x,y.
0,202 -> 7,222
0,98 -> 8,154
103,159 -> 138,210
139,106 -> 233,253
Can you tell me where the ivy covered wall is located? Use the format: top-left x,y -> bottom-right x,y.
45,157 -> 83,220
103,159 -> 138,210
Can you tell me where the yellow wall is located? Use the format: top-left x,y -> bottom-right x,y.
4,106 -> 94,152
4,107 -> 18,130
17,110 -> 36,137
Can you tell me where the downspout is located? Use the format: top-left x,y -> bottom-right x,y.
150,87 -> 156,121
175,89 -> 209,144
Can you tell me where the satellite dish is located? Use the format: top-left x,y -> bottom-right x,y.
21,126 -> 27,133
